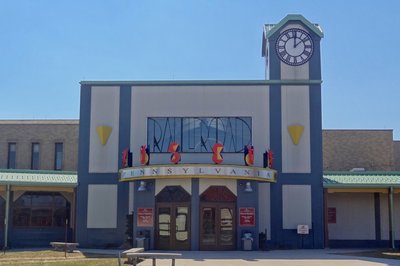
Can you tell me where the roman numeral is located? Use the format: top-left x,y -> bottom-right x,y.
303,50 -> 311,57
279,51 -> 287,58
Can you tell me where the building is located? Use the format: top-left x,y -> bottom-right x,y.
2,14 -> 399,251
0,120 -> 78,247
323,130 -> 400,248
76,14 -> 325,250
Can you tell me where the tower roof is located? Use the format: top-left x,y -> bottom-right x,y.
264,14 -> 324,39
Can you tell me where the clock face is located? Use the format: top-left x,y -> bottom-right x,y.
276,28 -> 314,66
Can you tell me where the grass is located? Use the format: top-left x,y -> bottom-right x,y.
0,250 -> 121,265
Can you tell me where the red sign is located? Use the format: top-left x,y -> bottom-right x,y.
328,207 -> 336,224
239,207 -> 255,227
137,208 -> 153,227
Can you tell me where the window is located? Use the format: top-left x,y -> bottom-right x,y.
54,143 -> 63,170
31,143 -> 40,170
13,192 -> 70,228
7,143 -> 16,169
147,117 -> 252,153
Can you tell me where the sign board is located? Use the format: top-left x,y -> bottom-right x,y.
119,164 -> 277,183
328,207 -> 336,224
239,207 -> 255,227
137,208 -> 153,227
297,224 -> 309,235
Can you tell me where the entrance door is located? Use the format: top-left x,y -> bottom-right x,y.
199,186 -> 237,250
155,186 -> 191,250
200,203 -> 235,250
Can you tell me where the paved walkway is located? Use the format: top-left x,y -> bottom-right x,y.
80,248 -> 399,266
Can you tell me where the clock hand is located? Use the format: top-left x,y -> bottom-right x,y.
293,33 -> 297,48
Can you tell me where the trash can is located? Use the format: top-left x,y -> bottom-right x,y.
136,237 -> 145,248
136,230 -> 150,250
241,233 -> 253,251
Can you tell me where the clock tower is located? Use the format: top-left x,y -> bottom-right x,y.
262,15 -> 325,248
262,14 -> 323,80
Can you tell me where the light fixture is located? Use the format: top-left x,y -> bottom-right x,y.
244,182 -> 253,192
138,181 -> 147,192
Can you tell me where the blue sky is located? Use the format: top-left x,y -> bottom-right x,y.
1,1 -> 400,138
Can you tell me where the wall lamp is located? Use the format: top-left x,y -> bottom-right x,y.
244,182 -> 253,192
138,181 -> 147,192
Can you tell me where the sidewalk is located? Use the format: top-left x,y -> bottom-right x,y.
79,248 -> 399,266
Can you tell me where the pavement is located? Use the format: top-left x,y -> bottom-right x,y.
79,248 -> 400,266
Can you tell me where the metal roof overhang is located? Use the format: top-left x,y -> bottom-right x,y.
119,164 -> 277,183
0,169 -> 78,187
323,171 -> 400,189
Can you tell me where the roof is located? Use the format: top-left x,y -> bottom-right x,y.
80,80 -> 322,86
264,14 -> 324,39
323,171 -> 400,188
0,120 -> 79,125
0,169 -> 78,187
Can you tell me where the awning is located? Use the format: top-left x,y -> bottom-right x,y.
0,169 -> 77,187
119,164 -> 277,183
323,171 -> 400,189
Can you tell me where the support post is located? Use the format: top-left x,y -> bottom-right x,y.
389,187 -> 395,250
4,185 -> 10,250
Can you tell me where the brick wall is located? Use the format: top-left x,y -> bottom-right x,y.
394,141 -> 400,171
0,120 -> 79,171
323,130 -> 394,171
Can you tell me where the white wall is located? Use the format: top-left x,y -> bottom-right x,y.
328,193 -> 375,240
87,184 -> 118,228
281,85 -> 310,173
393,194 -> 400,240
89,86 -> 120,173
282,185 -> 312,229
278,23 -> 311,174
130,85 -> 270,167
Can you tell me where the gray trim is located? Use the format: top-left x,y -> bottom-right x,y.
269,83 -> 282,248
80,80 -> 322,86
133,180 -> 155,249
76,84 -> 92,246
116,85 -> 132,245
191,179 -> 199,250
236,180 -> 259,250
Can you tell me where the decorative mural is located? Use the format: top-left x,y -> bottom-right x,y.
147,117 -> 252,153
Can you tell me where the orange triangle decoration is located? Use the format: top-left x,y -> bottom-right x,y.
96,126 -> 112,145
288,124 -> 304,145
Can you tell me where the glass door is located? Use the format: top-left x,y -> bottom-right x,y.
156,204 -> 190,250
219,207 -> 234,247
200,203 -> 235,250
156,206 -> 171,250
174,206 -> 190,250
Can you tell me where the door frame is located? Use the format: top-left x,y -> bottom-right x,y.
155,202 -> 191,250
199,202 -> 236,250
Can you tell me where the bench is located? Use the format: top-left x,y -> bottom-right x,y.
119,248 -> 144,265
125,252 -> 182,266
49,242 -> 79,253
